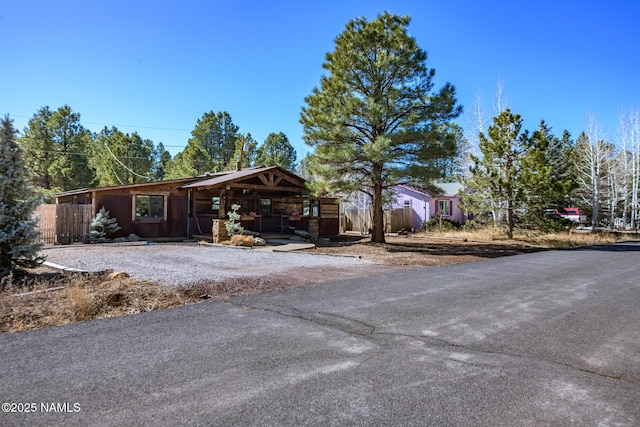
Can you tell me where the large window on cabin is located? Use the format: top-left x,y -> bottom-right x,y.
135,195 -> 166,220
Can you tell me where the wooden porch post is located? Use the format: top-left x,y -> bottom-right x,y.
219,189 -> 226,219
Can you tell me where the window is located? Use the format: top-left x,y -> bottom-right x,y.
260,198 -> 272,213
237,199 -> 256,216
404,199 -> 411,208
212,196 -> 220,212
438,200 -> 451,217
135,195 -> 166,220
303,199 -> 320,217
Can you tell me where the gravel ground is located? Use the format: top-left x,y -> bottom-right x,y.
41,243 -> 400,287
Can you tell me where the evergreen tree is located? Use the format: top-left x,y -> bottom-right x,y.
411,122 -> 466,184
255,132 -> 297,170
228,133 -> 257,170
0,115 -> 44,277
20,105 -> 95,192
296,153 -> 313,179
166,142 -> 210,179
151,142 -> 173,181
20,106 -> 54,190
91,127 -> 153,185
518,122 -> 576,230
300,12 -> 462,243
168,111 -> 239,177
89,207 -> 121,243
463,109 -> 527,239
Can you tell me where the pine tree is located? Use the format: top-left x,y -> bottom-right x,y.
0,115 -> 44,277
20,105 -> 95,192
255,132 -> 297,171
168,111 -> 239,178
300,12 -> 462,243
463,109 -> 527,239
228,133 -> 257,170
519,122 -> 574,230
91,127 -> 154,185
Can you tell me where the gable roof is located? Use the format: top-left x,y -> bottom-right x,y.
434,182 -> 463,197
392,183 -> 463,199
53,166 -> 306,198
180,165 -> 306,191
394,184 -> 431,200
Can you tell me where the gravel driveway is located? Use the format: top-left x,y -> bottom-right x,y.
41,243 -> 395,287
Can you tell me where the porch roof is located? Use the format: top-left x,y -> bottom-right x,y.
180,166 -> 308,194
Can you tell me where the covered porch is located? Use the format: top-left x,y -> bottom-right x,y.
181,166 -> 338,240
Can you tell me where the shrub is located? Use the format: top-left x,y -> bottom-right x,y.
89,207 -> 121,243
423,218 -> 460,232
225,204 -> 244,236
463,218 -> 489,232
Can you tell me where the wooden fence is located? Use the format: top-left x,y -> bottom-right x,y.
34,204 -> 93,245
341,206 -> 418,234
385,208 -> 416,233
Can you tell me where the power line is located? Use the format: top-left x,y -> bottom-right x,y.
22,149 -> 159,160
84,121 -> 191,132
101,141 -> 151,181
10,114 -> 191,133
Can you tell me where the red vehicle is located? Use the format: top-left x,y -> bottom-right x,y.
556,207 -> 582,222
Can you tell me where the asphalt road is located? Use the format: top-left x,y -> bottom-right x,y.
1,241 -> 639,426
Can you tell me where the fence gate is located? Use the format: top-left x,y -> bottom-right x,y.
34,204 -> 93,244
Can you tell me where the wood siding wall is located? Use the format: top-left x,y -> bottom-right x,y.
34,204 -> 93,244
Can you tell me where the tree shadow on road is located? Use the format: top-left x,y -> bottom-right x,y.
571,241 -> 640,252
379,241 -> 548,258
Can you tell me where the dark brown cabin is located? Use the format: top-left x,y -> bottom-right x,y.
54,166 -> 339,241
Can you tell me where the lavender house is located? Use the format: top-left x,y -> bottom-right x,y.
386,183 -> 465,232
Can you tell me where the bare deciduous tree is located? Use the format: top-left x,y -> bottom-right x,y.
618,107 -> 640,229
574,115 -> 614,229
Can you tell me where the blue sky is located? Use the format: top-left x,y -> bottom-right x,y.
3,0 -> 639,158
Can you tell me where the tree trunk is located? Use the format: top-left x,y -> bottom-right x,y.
506,199 -> 514,239
371,164 -> 385,243
372,182 -> 385,243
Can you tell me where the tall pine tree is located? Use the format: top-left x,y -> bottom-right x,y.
300,13 -> 462,243
518,122 -> 575,230
20,105 -> 95,193
463,109 -> 527,239
167,111 -> 239,178
91,127 -> 154,186
255,132 -> 297,171
0,115 -> 44,277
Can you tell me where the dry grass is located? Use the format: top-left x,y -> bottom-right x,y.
0,272 -> 196,333
425,227 -> 635,248
0,271 -> 300,334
